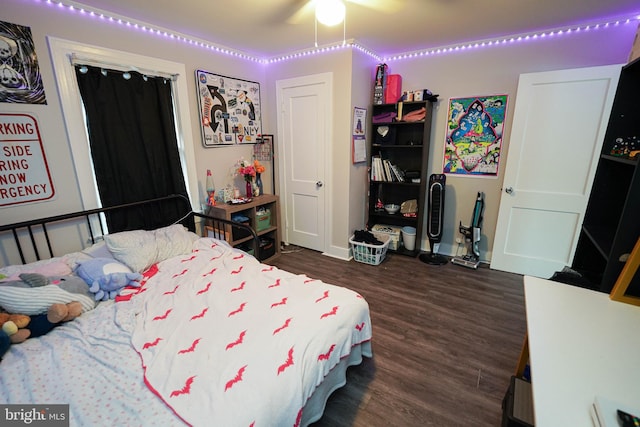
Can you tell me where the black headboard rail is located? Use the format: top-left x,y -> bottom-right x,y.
1,194 -> 260,266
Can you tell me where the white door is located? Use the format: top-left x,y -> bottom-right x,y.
276,74 -> 331,252
491,65 -> 622,278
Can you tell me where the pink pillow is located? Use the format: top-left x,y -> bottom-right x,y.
0,261 -> 72,282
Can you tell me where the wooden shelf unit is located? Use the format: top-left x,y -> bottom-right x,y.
367,100 -> 434,256
206,194 -> 281,262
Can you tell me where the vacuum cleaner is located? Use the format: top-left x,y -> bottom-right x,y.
451,191 -> 485,269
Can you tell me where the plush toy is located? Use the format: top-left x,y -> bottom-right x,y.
0,313 -> 30,344
0,273 -> 96,315
0,302 -> 82,359
75,258 -> 143,301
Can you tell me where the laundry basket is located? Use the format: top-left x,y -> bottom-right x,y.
349,234 -> 390,265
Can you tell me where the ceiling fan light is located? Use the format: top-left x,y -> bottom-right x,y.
316,0 -> 345,26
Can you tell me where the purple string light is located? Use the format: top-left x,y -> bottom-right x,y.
34,0 -> 638,64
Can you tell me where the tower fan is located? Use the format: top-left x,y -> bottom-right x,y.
419,174 -> 448,265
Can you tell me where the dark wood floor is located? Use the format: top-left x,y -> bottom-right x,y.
270,247 -> 527,427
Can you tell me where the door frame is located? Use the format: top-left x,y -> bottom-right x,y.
275,72 -> 333,254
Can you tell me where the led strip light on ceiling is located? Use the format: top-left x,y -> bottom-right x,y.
35,0 -> 640,64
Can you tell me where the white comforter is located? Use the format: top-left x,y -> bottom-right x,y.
0,238 -> 372,427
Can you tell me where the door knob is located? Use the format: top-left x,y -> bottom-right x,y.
316,181 -> 323,187
505,187 -> 513,194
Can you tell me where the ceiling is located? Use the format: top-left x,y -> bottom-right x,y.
71,0 -> 640,59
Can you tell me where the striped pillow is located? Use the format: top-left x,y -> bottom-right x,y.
0,279 -> 95,316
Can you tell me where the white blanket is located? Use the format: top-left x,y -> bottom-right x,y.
0,238 -> 372,427
121,238 -> 372,426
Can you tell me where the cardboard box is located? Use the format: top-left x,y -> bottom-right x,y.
384,74 -> 402,104
371,224 -> 402,250
501,376 -> 534,427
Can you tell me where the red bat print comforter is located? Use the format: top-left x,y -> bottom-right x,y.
120,238 -> 372,426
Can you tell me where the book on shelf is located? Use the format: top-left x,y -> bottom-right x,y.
390,163 -> 405,182
371,156 -> 383,181
371,155 -> 406,182
383,159 -> 394,182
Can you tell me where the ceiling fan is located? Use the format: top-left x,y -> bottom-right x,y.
285,0 -> 404,26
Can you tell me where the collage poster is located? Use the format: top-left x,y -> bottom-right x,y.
196,70 -> 262,147
443,94 -> 508,177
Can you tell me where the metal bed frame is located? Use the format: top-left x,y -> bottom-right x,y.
0,194 -> 259,265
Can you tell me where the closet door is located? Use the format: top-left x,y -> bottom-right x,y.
491,64 -> 621,278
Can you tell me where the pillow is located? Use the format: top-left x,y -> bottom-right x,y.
0,260 -> 72,282
154,224 -> 199,263
82,241 -> 115,259
0,274 -> 96,315
104,224 -> 197,272
104,229 -> 157,273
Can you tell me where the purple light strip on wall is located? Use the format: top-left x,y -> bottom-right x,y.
35,0 -> 639,64
383,18 -> 639,62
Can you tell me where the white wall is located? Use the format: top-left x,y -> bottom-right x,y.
2,0 -> 270,228
1,0 -> 637,265
391,25 -> 636,259
265,49 -> 360,258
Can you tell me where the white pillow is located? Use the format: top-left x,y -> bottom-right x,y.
154,224 -> 199,262
82,241 -> 115,259
104,225 -> 197,272
104,229 -> 157,273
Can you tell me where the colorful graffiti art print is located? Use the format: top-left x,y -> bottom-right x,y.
443,95 -> 508,177
196,70 -> 262,147
0,20 -> 47,104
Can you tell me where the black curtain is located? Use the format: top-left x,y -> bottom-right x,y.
75,65 -> 190,231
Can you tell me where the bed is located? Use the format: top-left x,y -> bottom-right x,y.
0,195 -> 372,426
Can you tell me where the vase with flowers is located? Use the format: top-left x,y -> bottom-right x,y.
254,160 -> 265,196
236,159 -> 256,198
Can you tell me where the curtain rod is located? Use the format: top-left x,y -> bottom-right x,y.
69,53 -> 178,81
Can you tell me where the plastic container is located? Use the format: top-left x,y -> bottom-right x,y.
401,226 -> 417,251
371,224 -> 402,250
349,234 -> 390,265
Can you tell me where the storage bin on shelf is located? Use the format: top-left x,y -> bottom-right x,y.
231,214 -> 251,240
258,237 -> 275,260
371,224 -> 402,250
349,234 -> 390,265
256,208 -> 271,232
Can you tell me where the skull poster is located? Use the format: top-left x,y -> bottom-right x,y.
0,21 -> 47,104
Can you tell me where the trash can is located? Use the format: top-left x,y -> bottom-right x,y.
401,226 -> 416,251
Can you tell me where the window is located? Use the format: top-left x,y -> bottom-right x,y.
48,37 -> 198,212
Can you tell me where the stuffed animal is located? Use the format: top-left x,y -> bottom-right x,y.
0,273 -> 96,315
75,258 -> 143,301
0,302 -> 82,359
0,313 -> 30,344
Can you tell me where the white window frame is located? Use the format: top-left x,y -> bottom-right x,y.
48,37 -> 198,211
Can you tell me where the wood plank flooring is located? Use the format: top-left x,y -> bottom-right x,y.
270,247 -> 527,427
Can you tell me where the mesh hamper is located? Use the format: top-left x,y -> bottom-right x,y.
349,234 -> 390,265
